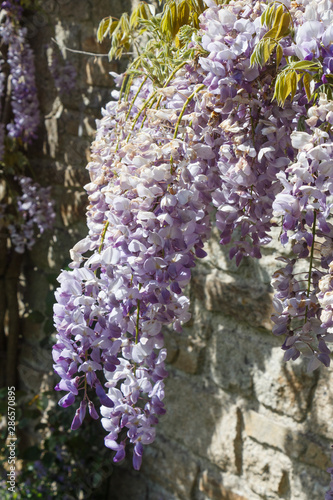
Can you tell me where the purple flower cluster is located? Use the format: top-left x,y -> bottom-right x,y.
0,10 -> 40,143
0,4 -> 53,253
199,0 -> 307,265
6,176 -> 55,253
48,48 -> 77,95
53,0 -> 333,471
271,94 -> 333,371
53,63 -> 222,467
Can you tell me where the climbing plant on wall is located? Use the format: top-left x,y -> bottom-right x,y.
0,0 -> 56,387
52,0 -> 333,495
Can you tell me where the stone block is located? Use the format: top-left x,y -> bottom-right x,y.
18,343 -> 52,375
61,136 -> 91,165
107,468 -> 147,500
142,435 -> 198,499
53,0 -> 91,21
309,366 -> 333,440
81,86 -> 112,110
244,410 -> 291,452
242,438 -> 292,499
95,0 -> 133,20
291,463 -> 330,499
198,470 -> 251,500
204,270 -> 273,330
161,370 -> 240,472
171,335 -> 204,374
244,410 -> 330,472
85,56 -> 117,88
145,484 -> 182,500
168,301 -> 211,374
300,440 -> 331,471
17,361 -> 51,393
207,316 -> 277,396
252,348 -> 318,422
207,315 -> 317,422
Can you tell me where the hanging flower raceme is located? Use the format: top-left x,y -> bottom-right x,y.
48,47 -> 77,95
2,176 -> 55,253
53,64 -> 223,468
271,95 -> 333,371
0,2 -> 54,253
0,2 -> 40,145
53,0 -> 333,476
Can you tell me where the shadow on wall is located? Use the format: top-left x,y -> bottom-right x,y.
104,228 -> 331,500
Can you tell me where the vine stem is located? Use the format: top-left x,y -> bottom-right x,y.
135,283 -> 142,346
119,59 -> 141,102
163,60 -> 188,88
125,75 -> 149,122
134,284 -> 142,375
126,90 -> 158,142
173,84 -> 205,139
98,221 -> 109,254
126,61 -> 189,141
139,92 -> 164,131
94,221 -> 109,277
135,299 -> 141,345
305,210 -> 317,322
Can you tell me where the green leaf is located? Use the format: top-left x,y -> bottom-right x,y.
303,72 -> 312,101
120,12 -> 129,32
130,8 -> 139,29
290,60 -> 320,70
297,115 -> 306,131
272,4 -> 284,26
97,17 -> 111,43
261,2 -> 281,30
178,0 -> 190,29
250,38 -> 275,67
276,12 -> 291,39
312,83 -> 333,102
264,39 -> 276,64
109,20 -> 119,37
276,43 -> 283,69
274,70 -> 299,106
290,70 -> 298,101
140,2 -> 154,20
161,5 -> 172,38
170,1 -> 179,38
263,24 -> 280,40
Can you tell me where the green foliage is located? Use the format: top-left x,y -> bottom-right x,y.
273,60 -> 321,106
250,2 -> 291,68
1,138 -> 30,178
250,1 -> 331,107
97,0 -> 206,89
0,390 -> 114,499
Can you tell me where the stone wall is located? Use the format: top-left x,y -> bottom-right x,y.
108,229 -> 333,500
17,2 -> 333,499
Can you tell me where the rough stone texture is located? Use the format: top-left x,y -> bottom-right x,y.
142,436 -> 199,498
252,350 -> 319,422
198,470 -> 250,500
17,3 -> 333,500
